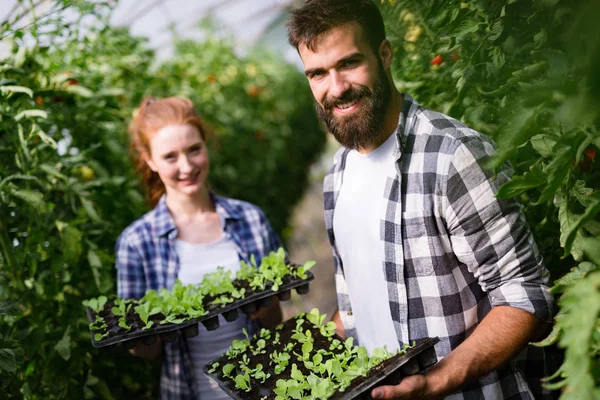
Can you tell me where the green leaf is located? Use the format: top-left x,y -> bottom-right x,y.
488,19 -> 504,42
570,181 -> 593,207
555,271 -> 600,398
536,136 -> 580,205
34,126 -> 58,149
486,107 -> 537,170
54,327 -> 71,361
14,109 -> 48,121
557,195 -> 585,260
65,85 -> 93,98
455,20 -> 480,40
530,134 -> 557,158
496,165 -> 545,199
56,221 -> 83,263
550,262 -> 597,294
580,238 -> 600,265
81,197 -> 102,223
0,85 -> 33,98
0,348 -> 17,373
491,47 -> 506,69
10,187 -> 45,213
87,249 -> 103,291
563,197 -> 600,257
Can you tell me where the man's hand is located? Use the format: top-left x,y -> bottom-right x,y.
371,306 -> 547,399
371,374 -> 441,400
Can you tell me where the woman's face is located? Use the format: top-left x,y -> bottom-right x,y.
146,124 -> 209,197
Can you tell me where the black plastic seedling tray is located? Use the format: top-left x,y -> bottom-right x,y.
331,337 -> 440,400
203,336 -> 439,400
86,271 -> 314,348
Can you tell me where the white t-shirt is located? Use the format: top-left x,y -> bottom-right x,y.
176,236 -> 247,400
332,133 -> 400,354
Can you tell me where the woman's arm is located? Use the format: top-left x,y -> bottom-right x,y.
116,231 -> 163,360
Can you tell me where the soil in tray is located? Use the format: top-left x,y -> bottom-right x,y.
206,312 -> 415,400
90,273 -> 303,341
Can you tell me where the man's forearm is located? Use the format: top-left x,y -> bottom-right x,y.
424,306 -> 547,398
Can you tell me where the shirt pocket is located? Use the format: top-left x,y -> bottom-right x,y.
401,210 -> 439,276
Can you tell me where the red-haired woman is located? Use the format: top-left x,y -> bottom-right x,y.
117,97 -> 283,400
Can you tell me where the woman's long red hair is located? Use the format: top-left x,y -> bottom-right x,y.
128,97 -> 210,207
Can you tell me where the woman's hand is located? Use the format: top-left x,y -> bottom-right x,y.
249,296 -> 283,329
129,336 -> 163,360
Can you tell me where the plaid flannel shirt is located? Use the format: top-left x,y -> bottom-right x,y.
116,194 -> 282,400
324,94 -> 554,399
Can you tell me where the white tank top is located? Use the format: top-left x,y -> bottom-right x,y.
176,236 -> 247,400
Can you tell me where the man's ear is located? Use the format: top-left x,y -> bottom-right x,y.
378,40 -> 393,69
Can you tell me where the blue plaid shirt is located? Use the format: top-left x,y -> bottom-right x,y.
116,194 -> 282,400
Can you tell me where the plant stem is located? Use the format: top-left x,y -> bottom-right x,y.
0,209 -> 21,290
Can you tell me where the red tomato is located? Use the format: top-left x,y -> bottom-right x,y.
584,148 -> 596,161
431,55 -> 443,66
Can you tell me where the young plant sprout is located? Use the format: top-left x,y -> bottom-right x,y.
205,308 -> 426,400
83,248 -> 315,344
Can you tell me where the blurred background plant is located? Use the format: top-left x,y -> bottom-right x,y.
0,1 -> 324,398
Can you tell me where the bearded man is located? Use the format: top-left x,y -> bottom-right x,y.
287,1 -> 555,399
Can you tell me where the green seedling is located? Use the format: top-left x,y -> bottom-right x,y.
94,332 -> 109,342
89,315 -> 107,331
270,350 -> 291,374
82,295 -> 107,313
134,302 -> 161,330
222,363 -> 235,378
226,339 -> 250,359
207,362 -> 219,374
252,338 -> 267,355
259,328 -> 271,340
294,260 -> 316,280
252,363 -> 270,383
234,372 -> 251,392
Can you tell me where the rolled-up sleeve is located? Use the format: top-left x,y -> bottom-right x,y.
115,231 -> 147,299
443,137 -> 554,324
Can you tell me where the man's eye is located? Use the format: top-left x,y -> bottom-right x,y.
343,60 -> 358,68
164,154 -> 176,160
190,145 -> 201,152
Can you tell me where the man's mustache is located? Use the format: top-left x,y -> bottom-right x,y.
322,86 -> 372,112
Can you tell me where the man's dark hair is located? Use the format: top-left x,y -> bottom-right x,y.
287,0 -> 386,53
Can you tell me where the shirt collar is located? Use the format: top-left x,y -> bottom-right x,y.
151,192 -> 243,238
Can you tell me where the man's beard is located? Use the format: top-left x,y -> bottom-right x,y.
316,63 -> 391,150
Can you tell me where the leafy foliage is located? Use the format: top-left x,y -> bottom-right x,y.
0,1 -> 324,398
380,0 -> 600,396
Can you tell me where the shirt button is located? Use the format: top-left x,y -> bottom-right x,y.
347,311 -> 353,316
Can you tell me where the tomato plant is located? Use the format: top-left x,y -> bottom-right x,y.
380,0 -> 600,397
